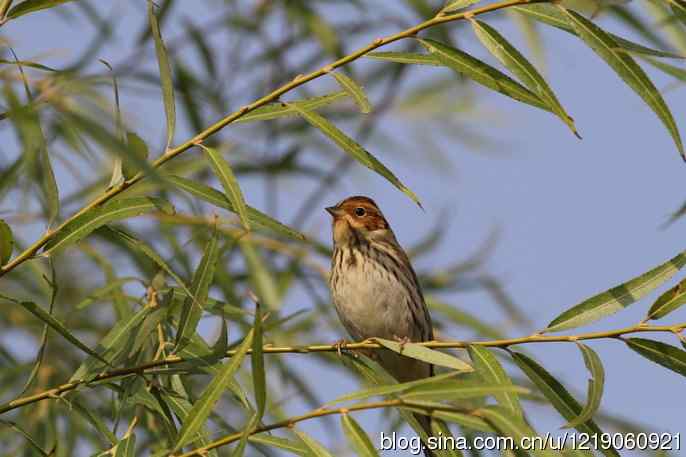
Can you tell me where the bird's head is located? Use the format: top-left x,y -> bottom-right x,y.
325,196 -> 391,246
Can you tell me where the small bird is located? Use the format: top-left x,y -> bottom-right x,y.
326,196 -> 435,454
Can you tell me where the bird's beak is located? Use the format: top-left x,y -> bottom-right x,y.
325,206 -> 344,218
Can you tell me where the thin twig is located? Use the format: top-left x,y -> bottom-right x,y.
0,320 -> 683,417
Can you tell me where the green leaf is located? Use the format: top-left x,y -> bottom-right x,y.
174,329 -> 254,450
332,72 -> 371,113
105,226 -> 192,299
148,0 -> 176,150
513,4 -> 685,59
341,414 -> 378,457
375,338 -> 473,371
401,382 -> 529,402
293,429 -> 336,457
16,300 -> 108,366
366,51 -> 442,66
70,306 -> 151,381
470,20 -> 578,137
75,277 -> 142,310
167,175 -> 305,240
429,418 -> 464,457
7,0 -> 76,18
289,103 -> 421,206
238,240 -> 281,310
646,277 -> 686,320
642,56 -> 686,82
43,197 -> 174,256
626,338 -> 686,377
429,410 -> 493,433
113,432 -> 136,457
672,0 -> 686,27
328,372 -> 461,405
69,400 -> 117,445
467,345 -> 523,416
511,352 -> 619,457
248,435 -> 307,456
419,39 -> 548,111
0,219 -> 12,266
441,0 -> 481,14
122,132 -> 149,179
175,227 -> 219,350
251,301 -> 266,420
202,145 -> 250,230
563,343 -> 604,429
475,406 -> 558,457
236,91 -> 347,123
546,250 -> 686,332
560,7 -> 684,159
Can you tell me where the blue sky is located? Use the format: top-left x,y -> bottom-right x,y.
3,1 -> 686,456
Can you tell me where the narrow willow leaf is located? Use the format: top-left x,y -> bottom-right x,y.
564,343 -> 604,428
429,410 -> 493,433
75,277 -> 142,310
290,103 -> 421,206
148,0 -> 175,150
332,72 -> 371,113
174,329 -> 254,450
429,419 -> 464,457
0,420 -> 50,456
236,91 -> 347,123
470,20 -> 578,136
672,0 -> 686,27
513,4 -> 685,59
475,406 -> 557,457
376,338 -> 473,371
328,372 -> 460,405
546,250 -> 686,332
366,51 -> 442,66
441,0 -> 481,14
626,338 -> 686,377
401,383 -> 528,401
248,435 -> 307,456
0,219 -> 12,265
238,240 -> 281,310
293,429 -> 336,457
113,433 -> 136,457
642,56 -> 686,82
69,400 -> 117,445
175,228 -> 219,349
0,58 -> 58,72
511,352 -> 619,457
251,301 -> 266,419
70,306 -> 151,381
106,226 -> 192,299
43,197 -> 173,255
341,414 -> 378,457
17,301 -> 108,365
646,277 -> 686,320
467,345 -> 523,416
202,145 -> 250,230
560,7 -> 684,159
419,39 -> 548,111
167,175 -> 305,240
6,0 -> 76,18
122,132 -> 149,179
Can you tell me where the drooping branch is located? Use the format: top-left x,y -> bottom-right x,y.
0,320 -> 683,416
0,0 -> 552,279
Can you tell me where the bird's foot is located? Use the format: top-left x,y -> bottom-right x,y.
334,339 -> 349,357
394,335 -> 411,354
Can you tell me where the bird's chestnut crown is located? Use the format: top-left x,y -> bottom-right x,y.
326,196 -> 389,232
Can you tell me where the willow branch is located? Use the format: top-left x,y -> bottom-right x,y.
1,321 -> 683,416
173,399 -> 472,457
0,0 -> 551,279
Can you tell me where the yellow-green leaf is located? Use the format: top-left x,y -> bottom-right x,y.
332,72 -> 371,113
647,277 -> 686,320
43,197 -> 173,256
376,338 -> 472,371
468,345 -> 523,417
341,414 -> 378,457
174,329 -> 254,450
236,91 -> 347,123
202,145 -> 250,230
545,250 -> 686,332
293,429 -> 336,457
366,51 -> 442,66
7,0 -> 76,18
470,19 -> 578,137
560,7 -> 684,159
148,0 -> 176,150
289,103 -> 421,206
0,219 -> 12,266
563,343 -> 604,429
626,338 -> 686,378
475,406 -> 558,457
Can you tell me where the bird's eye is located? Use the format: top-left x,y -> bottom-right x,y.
354,207 -> 366,217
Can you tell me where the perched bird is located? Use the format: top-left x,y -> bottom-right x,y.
326,196 -> 435,454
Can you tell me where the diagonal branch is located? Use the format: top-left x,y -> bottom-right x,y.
0,320 -> 683,416
0,0 -> 551,279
